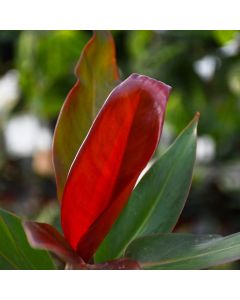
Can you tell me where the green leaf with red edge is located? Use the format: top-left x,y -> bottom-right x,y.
61,74 -> 171,262
125,233 -> 240,269
95,114 -> 199,262
53,30 -> 119,200
0,208 -> 56,269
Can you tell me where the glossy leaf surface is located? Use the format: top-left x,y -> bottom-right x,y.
0,208 -> 55,269
125,233 -> 240,269
53,31 -> 119,200
95,114 -> 199,262
61,74 -> 171,261
23,221 -> 82,264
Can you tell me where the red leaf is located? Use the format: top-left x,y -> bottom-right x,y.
23,221 -> 83,264
61,74 -> 171,261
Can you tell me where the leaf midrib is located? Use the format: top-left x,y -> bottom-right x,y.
141,243 -> 240,268
116,132 -> 195,258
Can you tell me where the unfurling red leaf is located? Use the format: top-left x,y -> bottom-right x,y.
53,31 -> 119,200
23,221 -> 82,264
95,113 -> 199,262
61,73 -> 171,262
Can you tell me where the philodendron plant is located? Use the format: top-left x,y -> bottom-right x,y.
1,31 -> 240,270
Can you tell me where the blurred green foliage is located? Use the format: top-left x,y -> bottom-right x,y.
119,30 -> 240,161
16,30 -> 90,118
2,30 -> 239,155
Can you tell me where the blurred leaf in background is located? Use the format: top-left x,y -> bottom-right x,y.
123,30 -> 240,152
16,30 -> 90,118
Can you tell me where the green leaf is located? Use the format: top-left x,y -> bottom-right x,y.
125,233 -> 240,269
0,255 -> 13,270
95,114 -> 199,263
0,208 -> 56,270
53,30 -> 119,200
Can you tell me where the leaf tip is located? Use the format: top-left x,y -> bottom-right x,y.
193,112 -> 200,133
126,73 -> 172,109
195,111 -> 201,121
188,111 -> 200,133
